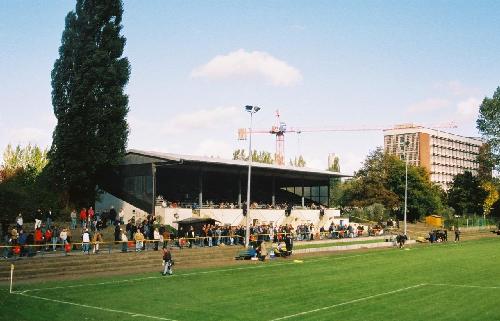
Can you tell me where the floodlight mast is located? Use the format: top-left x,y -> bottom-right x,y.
401,139 -> 410,236
245,105 -> 260,248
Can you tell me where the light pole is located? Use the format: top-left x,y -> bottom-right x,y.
401,138 -> 410,236
245,105 -> 260,247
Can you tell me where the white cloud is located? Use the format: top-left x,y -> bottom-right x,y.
162,106 -> 244,135
457,97 -> 481,120
434,80 -> 481,97
191,49 -> 302,87
407,98 -> 451,113
339,152 -> 366,176
195,139 -> 233,158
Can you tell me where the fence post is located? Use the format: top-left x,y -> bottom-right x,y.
10,264 -> 14,294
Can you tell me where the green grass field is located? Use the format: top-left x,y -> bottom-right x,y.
1,238 -> 499,321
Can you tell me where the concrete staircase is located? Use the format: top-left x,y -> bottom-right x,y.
0,245 -> 245,283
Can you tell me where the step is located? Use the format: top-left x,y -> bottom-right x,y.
1,257 -> 245,282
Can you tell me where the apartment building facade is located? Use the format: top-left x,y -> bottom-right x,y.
383,124 -> 484,189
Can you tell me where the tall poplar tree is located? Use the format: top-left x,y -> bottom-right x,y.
49,0 -> 130,207
477,87 -> 500,170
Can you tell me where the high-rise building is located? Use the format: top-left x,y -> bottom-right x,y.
383,124 -> 484,189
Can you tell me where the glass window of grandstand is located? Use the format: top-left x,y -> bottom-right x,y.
124,175 -> 153,203
280,185 -> 329,206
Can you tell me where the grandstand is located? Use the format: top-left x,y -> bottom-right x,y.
96,149 -> 348,228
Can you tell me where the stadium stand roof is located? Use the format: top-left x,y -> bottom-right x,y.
126,149 -> 349,178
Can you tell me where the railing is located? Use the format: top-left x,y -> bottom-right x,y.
1,230 -> 381,259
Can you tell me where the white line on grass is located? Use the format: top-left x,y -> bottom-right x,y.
15,291 -> 178,321
16,252 -> 377,293
427,283 -> 500,290
269,284 -> 426,321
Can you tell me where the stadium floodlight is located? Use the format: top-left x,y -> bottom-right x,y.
244,105 -> 260,247
401,138 -> 410,237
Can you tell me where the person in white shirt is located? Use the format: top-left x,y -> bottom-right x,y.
153,228 -> 160,251
82,229 -> 90,254
120,229 -> 128,252
119,208 -> 125,225
59,229 -> 68,245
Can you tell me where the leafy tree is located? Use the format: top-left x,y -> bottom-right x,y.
1,144 -> 48,181
447,171 -> 487,216
233,149 -> 247,161
0,144 -> 58,223
482,181 -> 499,217
477,144 -> 494,181
328,155 -> 340,172
289,155 -> 306,167
49,0 -> 130,207
339,148 -> 443,221
233,149 -> 274,164
327,155 -> 342,207
477,87 -> 500,170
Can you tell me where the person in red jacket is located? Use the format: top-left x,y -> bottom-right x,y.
34,228 -> 43,253
87,206 -> 94,227
44,228 -> 53,250
80,208 -> 87,228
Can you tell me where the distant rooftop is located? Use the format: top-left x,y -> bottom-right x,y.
383,125 -> 483,144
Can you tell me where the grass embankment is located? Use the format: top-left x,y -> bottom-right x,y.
293,238 -> 385,250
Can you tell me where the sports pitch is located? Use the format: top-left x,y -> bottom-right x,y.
1,238 -> 499,321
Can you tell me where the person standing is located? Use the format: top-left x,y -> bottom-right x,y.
60,228 -> 69,256
34,208 -> 42,229
70,209 -> 77,230
153,228 -> 160,251
114,224 -> 121,243
109,206 -> 117,226
120,229 -> 128,252
134,229 -> 145,252
45,209 -> 53,229
87,207 -> 94,230
80,208 -> 87,228
82,228 -> 90,254
51,226 -> 59,251
455,227 -> 461,242
59,228 -> 68,246
34,228 -> 43,252
16,213 -> 23,230
92,231 -> 102,254
161,246 -> 173,276
119,208 -> 125,225
44,227 -> 53,251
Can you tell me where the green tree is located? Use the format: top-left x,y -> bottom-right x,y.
49,0 -> 130,207
477,87 -> 500,170
1,144 -> 48,181
0,144 -> 58,222
289,155 -> 306,167
477,144 -> 494,181
328,155 -> 340,172
327,155 -> 342,207
340,148 -> 443,221
447,171 -> 487,216
233,149 -> 274,164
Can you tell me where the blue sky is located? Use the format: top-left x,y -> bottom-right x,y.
1,1 -> 500,174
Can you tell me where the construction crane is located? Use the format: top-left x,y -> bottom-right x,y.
238,110 -> 458,166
